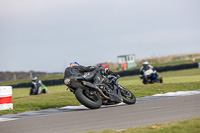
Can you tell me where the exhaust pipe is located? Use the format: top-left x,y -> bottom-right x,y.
82,81 -> 110,100
97,88 -> 110,99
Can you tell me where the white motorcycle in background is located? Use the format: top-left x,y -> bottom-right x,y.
142,70 -> 163,84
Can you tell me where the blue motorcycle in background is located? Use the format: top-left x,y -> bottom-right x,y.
142,71 -> 163,84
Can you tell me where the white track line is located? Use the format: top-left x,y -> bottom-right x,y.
153,90 -> 200,97
1,90 -> 200,122
0,118 -> 18,122
60,102 -> 125,110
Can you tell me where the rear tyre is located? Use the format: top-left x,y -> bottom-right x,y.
75,88 -> 102,109
143,79 -> 150,84
119,85 -> 136,104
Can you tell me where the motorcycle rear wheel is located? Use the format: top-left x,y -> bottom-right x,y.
75,88 -> 102,109
159,77 -> 163,83
119,85 -> 136,104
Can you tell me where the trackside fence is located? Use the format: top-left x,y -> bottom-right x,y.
117,62 -> 198,77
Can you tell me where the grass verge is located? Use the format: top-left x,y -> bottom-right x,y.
88,117 -> 200,133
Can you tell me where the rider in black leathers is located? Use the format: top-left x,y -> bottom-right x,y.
64,62 -> 121,102
64,62 -> 116,86
64,62 -> 97,85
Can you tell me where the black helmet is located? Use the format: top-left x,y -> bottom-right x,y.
101,68 -> 110,75
104,68 -> 110,75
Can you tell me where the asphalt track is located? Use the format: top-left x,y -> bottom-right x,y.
1,94 -> 200,133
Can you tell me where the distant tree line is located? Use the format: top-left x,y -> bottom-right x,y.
0,71 -> 61,82
136,53 -> 200,66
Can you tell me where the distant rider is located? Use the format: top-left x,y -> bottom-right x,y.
139,61 -> 157,83
30,77 -> 47,95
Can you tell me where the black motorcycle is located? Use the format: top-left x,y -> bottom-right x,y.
67,72 -> 136,109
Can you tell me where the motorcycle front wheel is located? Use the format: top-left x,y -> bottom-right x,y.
75,88 -> 102,109
119,85 -> 136,104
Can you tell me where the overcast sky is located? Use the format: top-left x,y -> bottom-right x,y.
0,0 -> 200,72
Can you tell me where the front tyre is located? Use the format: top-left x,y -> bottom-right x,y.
119,85 -> 136,104
75,88 -> 102,109
160,77 -> 163,83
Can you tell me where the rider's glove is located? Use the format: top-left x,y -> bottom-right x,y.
116,74 -> 120,78
64,78 -> 71,85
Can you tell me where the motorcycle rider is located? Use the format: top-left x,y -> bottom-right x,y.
139,61 -> 157,83
30,77 -> 47,95
64,62 -> 98,86
64,62 -> 122,102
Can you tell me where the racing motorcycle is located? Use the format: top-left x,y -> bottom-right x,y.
30,81 -> 47,95
142,70 -> 163,84
66,69 -> 136,109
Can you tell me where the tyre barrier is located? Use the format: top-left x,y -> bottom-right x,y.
0,86 -> 13,110
154,63 -> 198,72
9,63 -> 198,88
42,79 -> 64,86
116,62 -> 198,77
11,79 -> 64,88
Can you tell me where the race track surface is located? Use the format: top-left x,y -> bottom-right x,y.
1,94 -> 200,133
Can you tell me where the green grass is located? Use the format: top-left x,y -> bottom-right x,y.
128,59 -> 200,71
0,86 -> 80,115
88,117 -> 200,133
149,59 -> 200,67
0,68 -> 200,116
